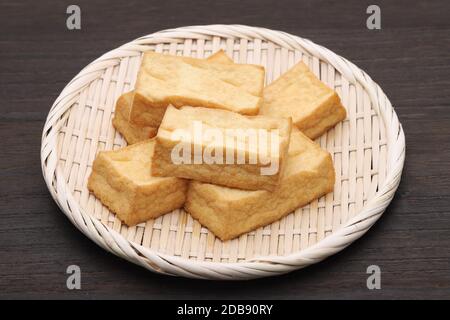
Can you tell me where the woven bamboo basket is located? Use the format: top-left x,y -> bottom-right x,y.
41,25 -> 405,280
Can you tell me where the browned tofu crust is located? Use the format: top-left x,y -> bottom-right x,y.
152,106 -> 292,191
130,51 -> 265,126
184,129 -> 335,240
88,140 -> 188,226
261,61 -> 346,139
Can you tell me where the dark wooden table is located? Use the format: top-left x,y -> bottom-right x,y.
1,0 -> 449,299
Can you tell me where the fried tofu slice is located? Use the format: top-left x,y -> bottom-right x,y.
87,139 -> 188,226
260,61 -> 346,139
112,92 -> 159,144
205,49 -> 234,64
130,51 -> 265,126
151,106 -> 292,192
112,50 -> 233,144
184,129 -> 335,241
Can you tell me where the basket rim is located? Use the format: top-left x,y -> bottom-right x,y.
40,24 -> 405,280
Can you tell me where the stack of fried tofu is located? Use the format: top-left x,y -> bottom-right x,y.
88,50 -> 346,241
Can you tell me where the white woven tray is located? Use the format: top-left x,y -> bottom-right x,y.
41,25 -> 405,280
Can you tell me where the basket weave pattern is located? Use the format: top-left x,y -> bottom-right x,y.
41,25 -> 405,279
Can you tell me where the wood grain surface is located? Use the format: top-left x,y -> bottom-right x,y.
0,0 -> 449,299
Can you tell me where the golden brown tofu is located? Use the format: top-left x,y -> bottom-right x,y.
151,106 -> 292,191
205,49 -> 234,64
184,129 -> 335,240
112,92 -> 158,144
87,139 -> 188,226
261,61 -> 346,139
112,50 -> 234,144
130,51 -> 265,126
